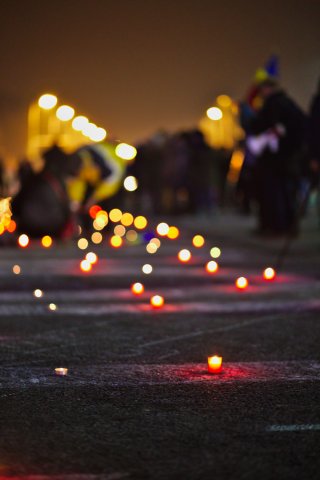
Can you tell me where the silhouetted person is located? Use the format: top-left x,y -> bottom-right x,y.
308,79 -> 320,221
12,145 -> 81,238
249,79 -> 306,235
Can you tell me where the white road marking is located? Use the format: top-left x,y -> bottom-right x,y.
0,361 -> 319,389
266,424 -> 320,432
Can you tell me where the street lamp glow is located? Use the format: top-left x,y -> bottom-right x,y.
38,94 -> 57,110
56,105 -> 75,121
123,176 -> 138,192
115,143 -> 137,161
72,115 -> 89,131
206,107 -> 223,121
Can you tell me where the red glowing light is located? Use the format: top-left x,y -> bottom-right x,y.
7,220 -> 16,233
150,295 -> 164,309
208,355 -> 223,373
263,267 -> 276,281
235,276 -> 248,290
89,205 -> 102,219
131,282 -> 144,295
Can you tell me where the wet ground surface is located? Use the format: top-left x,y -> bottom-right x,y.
0,212 -> 319,479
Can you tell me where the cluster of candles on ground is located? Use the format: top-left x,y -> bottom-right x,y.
13,205 -> 277,376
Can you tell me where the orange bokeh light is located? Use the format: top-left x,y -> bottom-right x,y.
206,260 -> 219,274
7,220 -> 16,233
235,276 -> 248,290
131,282 -> 144,295
41,235 -> 53,248
150,295 -> 164,308
110,235 -> 123,248
263,267 -> 276,281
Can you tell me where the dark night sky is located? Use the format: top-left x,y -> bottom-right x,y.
0,0 -> 319,157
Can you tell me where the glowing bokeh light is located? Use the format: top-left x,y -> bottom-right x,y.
78,238 -> 89,250
142,264 -> 153,274
150,295 -> 164,309
134,215 -> 147,230
208,355 -> 223,373
34,289 -> 43,298
55,367 -> 67,375
156,222 -> 169,236
12,264 -> 21,275
72,115 -> 89,131
263,267 -> 276,281
91,232 -> 103,244
7,220 -> 16,233
80,259 -> 92,272
126,230 -> 138,242
89,205 -> 102,219
123,176 -> 138,192
146,243 -> 158,254
235,276 -> 248,290
192,234 -> 205,248
206,106 -> 223,121
49,303 -> 57,311
41,235 -> 53,248
210,247 -> 221,258
217,94 -> 232,108
86,252 -> 98,264
121,212 -> 134,226
206,260 -> 219,274
114,224 -> 126,237
109,208 -> 122,223
131,282 -> 144,295
90,127 -> 107,142
178,249 -> 191,262
38,94 -> 57,110
110,235 -> 123,248
56,105 -> 75,121
18,234 -> 29,248
82,122 -> 97,138
115,143 -> 137,160
167,226 -> 180,239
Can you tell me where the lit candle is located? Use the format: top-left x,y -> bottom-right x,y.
263,267 -> 276,281
55,368 -> 68,376
207,355 -> 223,373
235,276 -> 248,290
150,295 -> 164,309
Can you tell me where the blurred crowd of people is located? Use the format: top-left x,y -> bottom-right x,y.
0,65 -> 319,241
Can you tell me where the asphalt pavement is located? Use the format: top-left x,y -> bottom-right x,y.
0,210 -> 319,480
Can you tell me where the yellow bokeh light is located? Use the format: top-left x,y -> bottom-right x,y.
38,94 -> 57,110
91,232 -> 103,244
131,282 -> 144,295
123,176 -> 138,192
115,143 -> 137,161
41,235 -> 53,248
206,260 -> 219,274
210,247 -> 221,258
236,276 -> 248,290
121,212 -> 134,227
192,234 -> 205,248
150,295 -> 164,309
56,105 -> 75,121
34,289 -> 43,298
49,303 -> 57,311
134,215 -> 147,230
207,107 -> 223,121
167,226 -> 180,240
156,222 -> 169,236
72,115 -> 89,131
146,243 -> 158,254
109,208 -> 122,223
78,238 -> 89,250
110,235 -> 123,248
217,94 -> 232,108
150,238 -> 161,248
